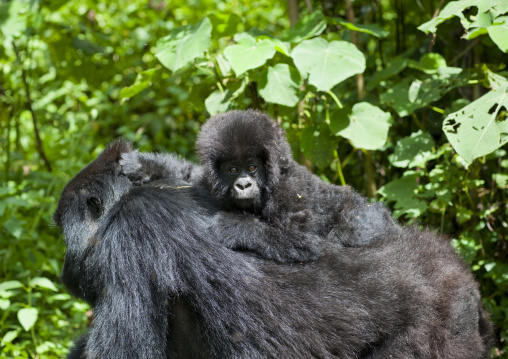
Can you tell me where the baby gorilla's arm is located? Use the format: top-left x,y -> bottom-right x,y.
120,151 -> 200,186
211,211 -> 321,263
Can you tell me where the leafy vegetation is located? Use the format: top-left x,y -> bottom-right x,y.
0,0 -> 507,357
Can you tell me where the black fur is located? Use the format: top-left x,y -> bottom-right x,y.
121,110 -> 401,263
56,140 -> 495,359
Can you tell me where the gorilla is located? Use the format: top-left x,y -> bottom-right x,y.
121,109 -> 401,263
55,140 -> 494,359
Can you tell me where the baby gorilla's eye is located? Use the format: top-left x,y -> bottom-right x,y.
247,165 -> 257,173
229,167 -> 239,174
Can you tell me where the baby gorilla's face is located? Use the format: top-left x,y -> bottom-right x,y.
220,158 -> 265,210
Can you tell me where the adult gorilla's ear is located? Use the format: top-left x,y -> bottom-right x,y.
87,196 -> 103,219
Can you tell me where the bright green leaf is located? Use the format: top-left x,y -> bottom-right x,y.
389,130 -> 437,168
418,0 -> 508,33
419,53 -> 447,72
119,68 -> 159,101
488,16 -> 508,53
0,280 -> 23,292
0,299 -> 10,310
156,17 -> 212,72
223,34 -> 276,75
291,38 -> 365,91
493,174 -> 508,189
258,64 -> 300,107
330,102 -> 391,150
29,277 -> 58,292
18,307 -> 38,331
1,330 -> 19,344
443,85 -> 508,164
205,90 -> 232,116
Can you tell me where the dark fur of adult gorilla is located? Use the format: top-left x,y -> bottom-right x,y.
55,140 -> 494,358
121,110 -> 401,263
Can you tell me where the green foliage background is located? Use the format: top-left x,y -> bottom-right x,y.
0,0 -> 507,357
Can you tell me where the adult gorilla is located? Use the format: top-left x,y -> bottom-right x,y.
55,140 -> 494,359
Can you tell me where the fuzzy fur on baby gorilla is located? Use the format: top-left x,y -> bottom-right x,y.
121,110 -> 401,263
56,140 -> 494,359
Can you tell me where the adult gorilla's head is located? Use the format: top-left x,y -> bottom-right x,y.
196,110 -> 292,211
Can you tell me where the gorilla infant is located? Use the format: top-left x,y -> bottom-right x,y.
121,110 -> 401,263
56,140 -> 494,359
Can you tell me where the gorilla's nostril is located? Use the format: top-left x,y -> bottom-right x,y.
236,183 -> 245,190
244,183 -> 252,189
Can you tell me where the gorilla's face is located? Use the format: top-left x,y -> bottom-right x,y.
219,157 -> 265,210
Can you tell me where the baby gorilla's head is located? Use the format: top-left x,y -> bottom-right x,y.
196,110 -> 292,211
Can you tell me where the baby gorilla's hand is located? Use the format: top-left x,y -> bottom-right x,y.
119,151 -> 151,185
284,209 -> 314,232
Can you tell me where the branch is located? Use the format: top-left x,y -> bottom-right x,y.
12,41 -> 52,172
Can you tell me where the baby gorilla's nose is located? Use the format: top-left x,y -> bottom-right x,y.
235,178 -> 252,190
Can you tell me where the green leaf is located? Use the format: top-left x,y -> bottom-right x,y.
488,16 -> 508,53
418,0 -> 508,33
378,172 -> 428,219
419,53 -> 447,73
291,38 -> 365,91
223,33 -> 276,75
3,217 -> 24,239
0,299 -> 10,310
456,207 -> 473,224
1,330 -> 19,344
389,130 -> 437,168
156,17 -> 212,72
443,85 -> 508,164
300,123 -> 337,168
366,57 -> 408,91
380,74 -> 468,117
205,90 -> 232,116
0,0 -> 28,39
282,11 -> 327,43
119,68 -> 159,101
205,80 -> 246,116
0,280 -> 23,292
493,173 -> 508,189
208,13 -> 242,38
333,18 -> 389,38
330,102 -> 391,150
257,36 -> 291,56
18,307 -> 38,331
29,277 -> 58,292
258,64 -> 300,107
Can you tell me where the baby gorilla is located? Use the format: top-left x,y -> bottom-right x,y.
121,110 -> 401,263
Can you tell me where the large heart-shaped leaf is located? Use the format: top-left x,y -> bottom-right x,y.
330,102 -> 391,150
443,85 -> 508,164
156,17 -> 212,72
291,38 -> 365,91
223,33 -> 276,76
258,64 -> 300,107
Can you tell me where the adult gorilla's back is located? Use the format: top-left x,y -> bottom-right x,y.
55,140 -> 494,359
